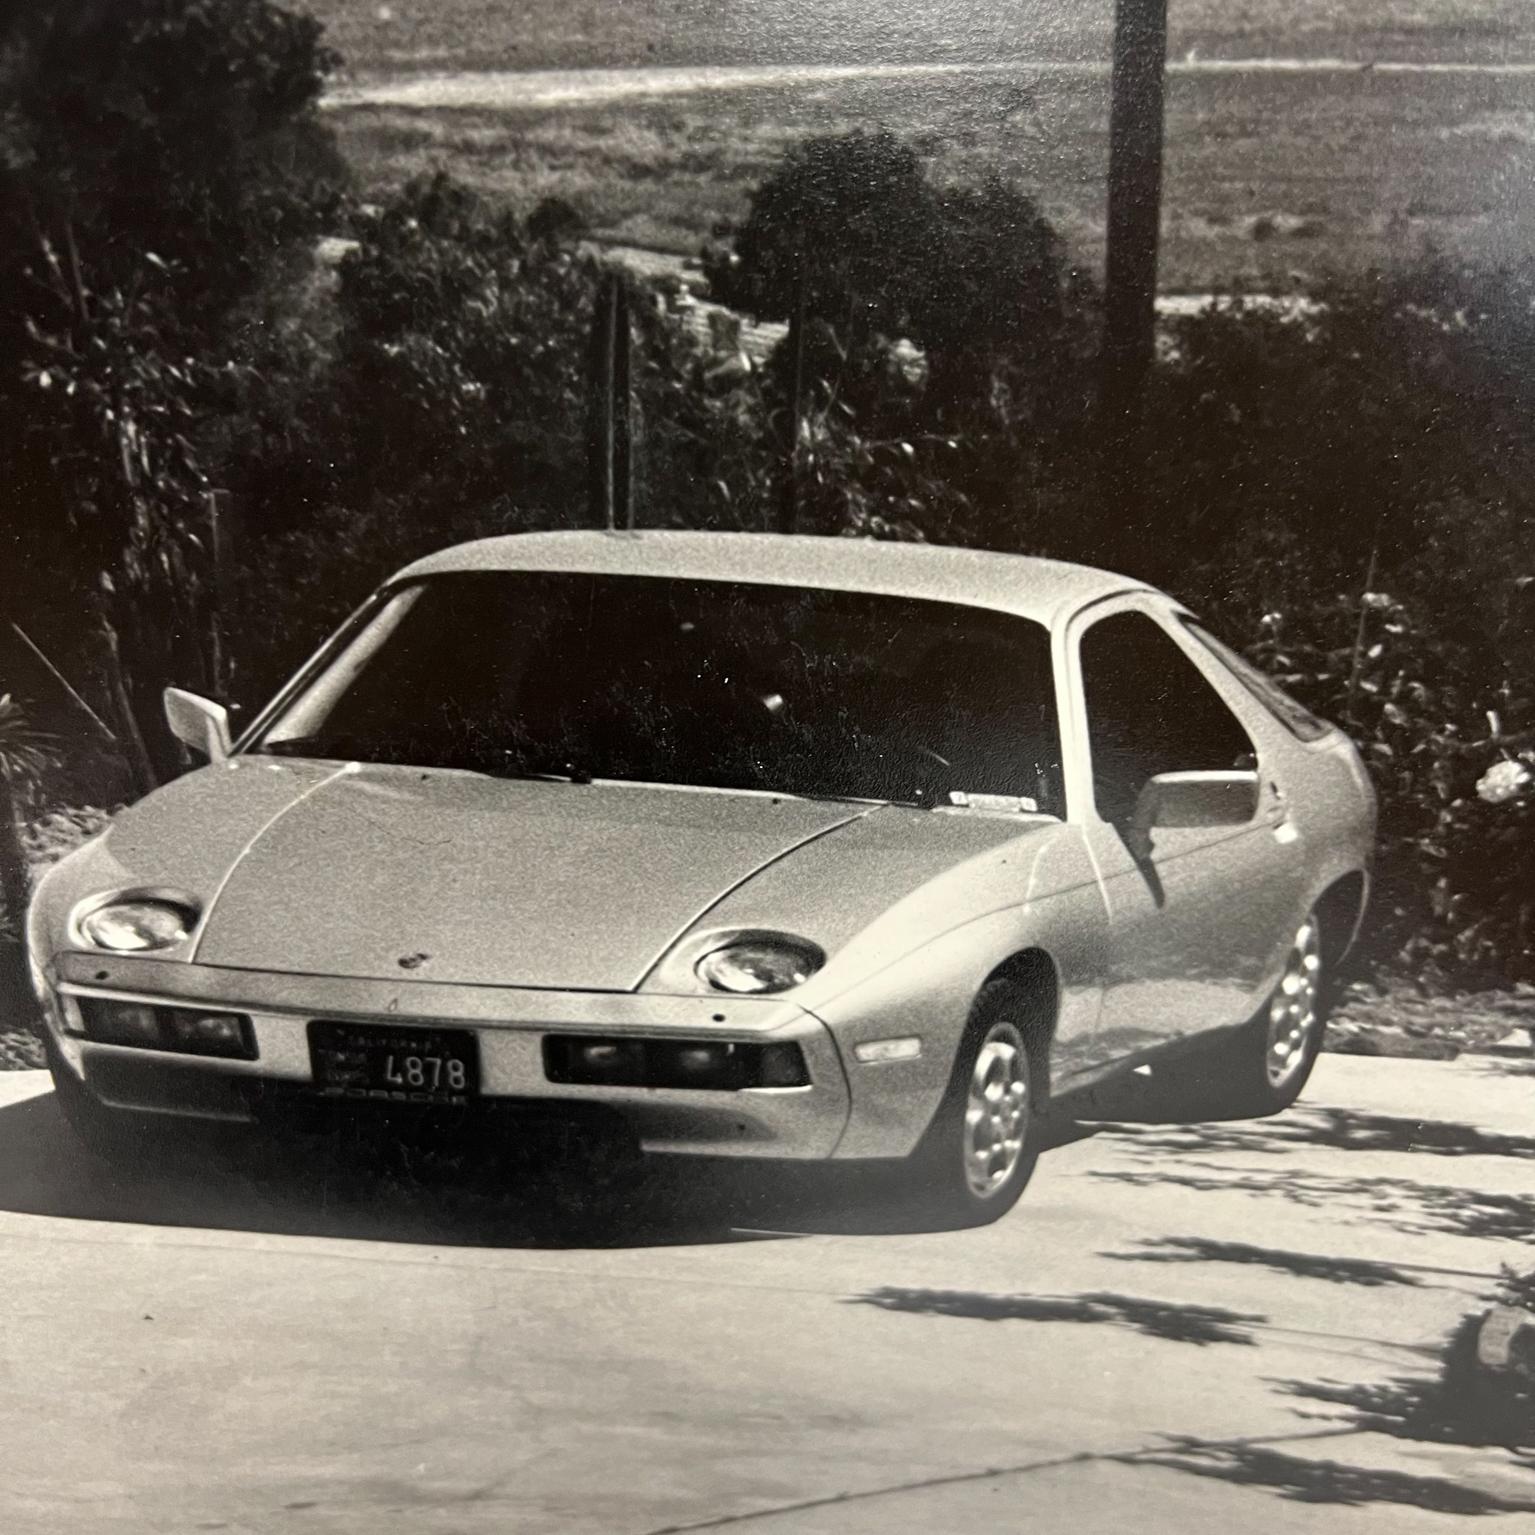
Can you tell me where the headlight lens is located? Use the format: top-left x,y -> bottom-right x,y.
695,937 -> 823,995
78,899 -> 198,953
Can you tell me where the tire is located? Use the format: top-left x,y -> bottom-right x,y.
900,978 -> 1051,1229
1216,909 -> 1330,1118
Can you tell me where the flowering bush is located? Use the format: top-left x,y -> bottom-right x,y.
1210,578 -> 1535,985
1478,759 -> 1533,807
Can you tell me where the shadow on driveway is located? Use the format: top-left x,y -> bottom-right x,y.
1119,1436 -> 1535,1517
849,1285 -> 1265,1345
1091,1159 -> 1535,1245
1101,1236 -> 1433,1289
0,1083 -> 1088,1249
844,1276 -> 1535,1513
0,1086 -> 832,1251
1099,1108 -> 1535,1162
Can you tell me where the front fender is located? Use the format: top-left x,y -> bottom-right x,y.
816,881 -> 1108,1160
26,838 -> 119,978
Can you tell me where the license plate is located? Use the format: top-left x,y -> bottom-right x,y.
309,1021 -> 480,1104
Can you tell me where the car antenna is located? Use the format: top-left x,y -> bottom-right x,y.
586,267 -> 634,534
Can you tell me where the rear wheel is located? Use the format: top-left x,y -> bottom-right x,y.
1214,911 -> 1330,1118
901,979 -> 1049,1228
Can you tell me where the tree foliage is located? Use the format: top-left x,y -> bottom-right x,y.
1134,271 -> 1535,982
0,0 -> 342,335
705,129 -> 1090,394
221,174 -> 780,699
0,695 -> 59,938
0,0 -> 345,780
705,129 -> 1097,546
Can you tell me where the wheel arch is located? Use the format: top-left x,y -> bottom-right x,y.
818,923 -> 1072,1161
979,948 -> 1061,1054
1314,870 -> 1369,968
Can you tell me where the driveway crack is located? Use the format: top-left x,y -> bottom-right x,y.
639,1426 -> 1366,1534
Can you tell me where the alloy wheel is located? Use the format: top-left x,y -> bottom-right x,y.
962,1020 -> 1031,1198
1265,917 -> 1323,1090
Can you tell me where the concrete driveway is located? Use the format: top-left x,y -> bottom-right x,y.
1,1052 -> 1531,1534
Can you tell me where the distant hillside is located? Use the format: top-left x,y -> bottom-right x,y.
300,0 -> 1535,81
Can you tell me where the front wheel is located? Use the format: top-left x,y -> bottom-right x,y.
901,980 -> 1049,1229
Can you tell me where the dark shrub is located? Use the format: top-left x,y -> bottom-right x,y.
0,0 -> 346,782
1132,269 -> 1535,983
706,130 -> 1097,550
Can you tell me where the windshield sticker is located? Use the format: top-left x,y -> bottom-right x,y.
947,791 -> 1038,815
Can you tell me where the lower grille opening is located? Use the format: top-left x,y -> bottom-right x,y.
543,1035 -> 808,1091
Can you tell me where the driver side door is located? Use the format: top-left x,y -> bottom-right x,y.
1071,599 -> 1292,1061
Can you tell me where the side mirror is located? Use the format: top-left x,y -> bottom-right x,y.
164,687 -> 232,764
1127,769 -> 1259,857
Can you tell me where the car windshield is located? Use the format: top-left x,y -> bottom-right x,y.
248,572 -> 1063,813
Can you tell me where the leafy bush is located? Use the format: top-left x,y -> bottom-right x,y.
704,130 -> 935,342
1,0 -> 346,784
1226,585 -> 1534,983
0,695 -> 60,941
706,130 -> 1088,368
0,0 -> 342,331
1133,273 -> 1535,984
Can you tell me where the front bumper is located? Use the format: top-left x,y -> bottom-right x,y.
42,952 -> 852,1159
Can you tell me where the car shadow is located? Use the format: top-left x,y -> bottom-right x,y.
0,1087 -> 819,1251
0,1084 -> 1068,1248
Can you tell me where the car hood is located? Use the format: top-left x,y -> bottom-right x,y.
151,761 -> 871,990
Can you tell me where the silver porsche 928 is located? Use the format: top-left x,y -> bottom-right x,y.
28,532 -> 1375,1226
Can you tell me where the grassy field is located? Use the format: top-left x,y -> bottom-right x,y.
306,1 -> 1535,78
304,1 -> 1535,290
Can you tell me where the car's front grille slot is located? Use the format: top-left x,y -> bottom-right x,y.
543,1035 -> 808,1091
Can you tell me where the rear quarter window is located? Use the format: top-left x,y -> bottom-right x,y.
1182,620 -> 1335,744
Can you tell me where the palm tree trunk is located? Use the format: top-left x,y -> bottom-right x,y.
99,611 -> 157,797
0,771 -> 31,942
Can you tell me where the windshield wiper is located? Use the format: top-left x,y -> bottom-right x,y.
476,752 -> 593,784
249,735 -> 372,761
249,739 -> 594,782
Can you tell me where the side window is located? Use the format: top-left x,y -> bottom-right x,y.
1182,619 -> 1334,743
1080,611 -> 1257,823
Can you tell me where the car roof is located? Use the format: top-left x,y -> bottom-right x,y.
396,531 -> 1154,627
